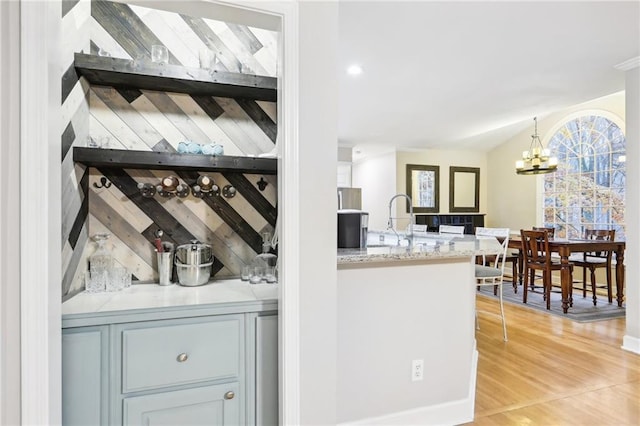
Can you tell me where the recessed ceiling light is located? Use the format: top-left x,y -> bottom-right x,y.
346,64 -> 363,76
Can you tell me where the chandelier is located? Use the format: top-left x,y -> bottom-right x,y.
515,117 -> 558,175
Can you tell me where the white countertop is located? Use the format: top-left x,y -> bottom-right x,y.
62,279 -> 278,322
337,232 -> 502,264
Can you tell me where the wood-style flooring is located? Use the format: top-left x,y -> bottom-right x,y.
465,293 -> 640,425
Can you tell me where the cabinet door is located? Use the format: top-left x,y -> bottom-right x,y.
123,383 -> 239,426
62,326 -> 108,426
256,315 -> 278,426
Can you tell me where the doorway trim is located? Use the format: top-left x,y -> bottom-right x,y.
17,0 -> 301,424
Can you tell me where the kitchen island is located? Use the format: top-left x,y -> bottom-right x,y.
336,233 -> 501,425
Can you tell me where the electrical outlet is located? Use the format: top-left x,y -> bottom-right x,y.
411,359 -> 424,382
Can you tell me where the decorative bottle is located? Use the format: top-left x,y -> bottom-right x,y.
251,232 -> 278,283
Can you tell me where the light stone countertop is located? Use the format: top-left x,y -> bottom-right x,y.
62,279 -> 278,327
337,232 -> 503,265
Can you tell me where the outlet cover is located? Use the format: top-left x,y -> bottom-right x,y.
411,359 -> 424,382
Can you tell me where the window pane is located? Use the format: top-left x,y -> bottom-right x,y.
544,116 -> 625,240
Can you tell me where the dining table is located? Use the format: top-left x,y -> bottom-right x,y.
508,236 -> 626,313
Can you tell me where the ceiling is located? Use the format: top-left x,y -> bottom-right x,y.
338,1 -> 640,156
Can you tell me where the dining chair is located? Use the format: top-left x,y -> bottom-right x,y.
528,226 -> 557,290
533,226 -> 555,237
571,229 -> 615,306
520,229 -> 573,310
474,227 -> 510,341
439,224 -> 465,235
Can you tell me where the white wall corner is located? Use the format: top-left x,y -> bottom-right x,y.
614,56 -> 640,71
622,335 -> 640,355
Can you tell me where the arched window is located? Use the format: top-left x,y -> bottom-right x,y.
542,115 -> 626,239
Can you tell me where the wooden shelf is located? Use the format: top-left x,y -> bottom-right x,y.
73,147 -> 277,174
74,53 -> 277,101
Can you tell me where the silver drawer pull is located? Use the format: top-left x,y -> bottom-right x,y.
224,391 -> 235,400
176,353 -> 189,362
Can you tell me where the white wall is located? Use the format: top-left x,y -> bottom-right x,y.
337,259 -> 476,425
0,1 -> 21,424
18,0 -> 63,423
352,151 -> 397,231
623,66 -> 640,353
297,2 -> 339,424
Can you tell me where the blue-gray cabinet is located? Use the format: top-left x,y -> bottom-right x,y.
62,305 -> 277,426
62,326 -> 109,426
255,315 -> 278,425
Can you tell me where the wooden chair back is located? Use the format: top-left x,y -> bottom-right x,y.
533,226 -> 555,238
520,229 -> 552,267
583,229 -> 615,260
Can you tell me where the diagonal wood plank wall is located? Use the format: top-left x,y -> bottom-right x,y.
61,0 -> 278,299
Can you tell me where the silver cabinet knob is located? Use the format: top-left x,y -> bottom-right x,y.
224,391 -> 235,400
176,353 -> 189,362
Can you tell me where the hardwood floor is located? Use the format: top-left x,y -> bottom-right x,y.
465,294 -> 640,425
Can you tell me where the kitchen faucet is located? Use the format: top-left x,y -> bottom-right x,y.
387,193 -> 414,246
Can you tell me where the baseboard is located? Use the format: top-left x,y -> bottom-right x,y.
338,349 -> 478,426
622,335 -> 640,354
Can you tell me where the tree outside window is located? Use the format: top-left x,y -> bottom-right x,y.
542,115 -> 626,240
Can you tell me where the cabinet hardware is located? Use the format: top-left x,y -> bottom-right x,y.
176,353 -> 189,362
224,391 -> 235,400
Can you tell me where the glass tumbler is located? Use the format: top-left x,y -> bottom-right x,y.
241,265 -> 251,281
151,45 -> 168,65
264,266 -> 277,283
249,266 -> 264,284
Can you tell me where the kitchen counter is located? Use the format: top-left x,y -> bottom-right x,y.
62,279 -> 278,327
62,278 -> 279,425
337,232 -> 502,265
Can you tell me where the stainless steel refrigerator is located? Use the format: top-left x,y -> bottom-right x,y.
337,187 -> 362,210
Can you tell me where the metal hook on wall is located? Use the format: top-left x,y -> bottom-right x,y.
93,176 -> 112,189
257,177 -> 268,191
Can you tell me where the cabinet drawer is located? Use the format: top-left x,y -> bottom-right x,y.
122,317 -> 241,393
